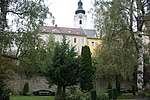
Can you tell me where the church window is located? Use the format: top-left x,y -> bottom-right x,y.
92,42 -> 94,46
79,20 -> 82,24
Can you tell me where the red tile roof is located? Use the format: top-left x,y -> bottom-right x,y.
41,26 -> 86,36
84,29 -> 98,38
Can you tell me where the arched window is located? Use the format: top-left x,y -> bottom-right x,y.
79,20 -> 82,24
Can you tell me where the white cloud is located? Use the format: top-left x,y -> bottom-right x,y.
45,0 -> 94,29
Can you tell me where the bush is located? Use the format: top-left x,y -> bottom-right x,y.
55,92 -> 66,100
113,88 -> 117,99
145,91 -> 150,98
91,90 -> 96,100
107,83 -> 113,99
65,88 -> 90,100
108,89 -> 113,99
23,82 -> 29,96
0,94 -> 10,100
107,83 -> 112,90
132,86 -> 136,95
0,82 -> 10,100
97,92 -> 109,100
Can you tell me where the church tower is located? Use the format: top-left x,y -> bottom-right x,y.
74,0 -> 87,29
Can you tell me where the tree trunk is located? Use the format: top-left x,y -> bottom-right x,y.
0,0 -> 8,75
115,74 -> 120,96
55,85 -> 64,100
135,0 -> 145,97
0,0 -> 8,51
137,31 -> 144,97
62,86 -> 66,93
0,0 -> 8,97
132,65 -> 137,95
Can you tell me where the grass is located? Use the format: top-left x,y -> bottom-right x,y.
10,93 -> 150,100
118,93 -> 150,99
117,93 -> 138,99
11,96 -> 54,100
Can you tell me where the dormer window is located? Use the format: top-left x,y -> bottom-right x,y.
52,29 -> 55,32
68,30 -> 71,33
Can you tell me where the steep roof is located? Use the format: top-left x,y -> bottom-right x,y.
41,26 -> 86,36
84,29 -> 98,38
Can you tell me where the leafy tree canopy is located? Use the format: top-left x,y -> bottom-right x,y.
0,0 -> 52,95
45,36 -> 80,92
93,0 -> 150,96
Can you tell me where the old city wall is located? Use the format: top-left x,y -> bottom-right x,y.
6,74 -> 56,94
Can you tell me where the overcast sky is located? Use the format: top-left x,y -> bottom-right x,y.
45,0 -> 94,29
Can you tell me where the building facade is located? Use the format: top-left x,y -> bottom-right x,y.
6,0 -> 102,94
41,0 -> 101,54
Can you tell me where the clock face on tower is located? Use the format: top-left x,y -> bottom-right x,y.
79,14 -> 82,19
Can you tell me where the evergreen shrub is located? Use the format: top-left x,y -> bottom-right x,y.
91,90 -> 96,100
23,82 -> 29,96
0,83 -> 10,100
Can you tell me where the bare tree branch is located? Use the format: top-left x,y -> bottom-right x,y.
1,54 -> 18,60
7,10 -> 27,15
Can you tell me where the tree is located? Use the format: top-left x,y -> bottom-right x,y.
45,36 -> 80,100
94,0 -> 137,86
93,0 -> 150,97
0,0 -> 51,97
0,0 -> 50,55
80,45 -> 95,92
95,37 -> 137,93
18,34 -> 55,79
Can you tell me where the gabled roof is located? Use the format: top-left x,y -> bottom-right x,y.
41,26 -> 86,36
84,29 -> 98,38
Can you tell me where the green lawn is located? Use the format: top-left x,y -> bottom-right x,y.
11,96 -> 54,100
117,93 -> 149,99
117,94 -> 137,99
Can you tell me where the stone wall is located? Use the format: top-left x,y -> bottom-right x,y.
6,74 -> 110,94
7,74 -> 133,94
6,74 -> 56,94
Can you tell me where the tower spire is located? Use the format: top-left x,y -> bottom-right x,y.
78,0 -> 83,9
75,0 -> 85,14
74,0 -> 87,29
